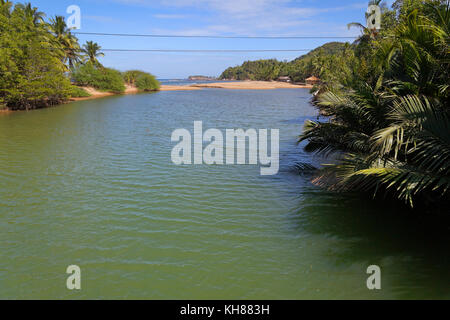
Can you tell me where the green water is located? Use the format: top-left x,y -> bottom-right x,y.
0,89 -> 449,300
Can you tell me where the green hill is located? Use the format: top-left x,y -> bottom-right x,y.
292,42 -> 348,62
219,42 -> 349,82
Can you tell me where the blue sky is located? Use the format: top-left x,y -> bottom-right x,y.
27,0 -> 394,78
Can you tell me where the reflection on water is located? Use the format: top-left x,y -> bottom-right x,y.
0,89 -> 449,299
291,189 -> 450,299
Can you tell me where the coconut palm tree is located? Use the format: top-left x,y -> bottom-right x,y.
48,16 -> 82,69
82,41 -> 105,66
15,2 -> 45,25
299,1 -> 449,208
347,0 -> 383,51
0,0 -> 13,17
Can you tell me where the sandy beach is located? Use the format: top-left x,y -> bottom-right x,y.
189,81 -> 313,90
2,81 -> 313,111
70,81 -> 311,102
70,85 -> 140,101
159,85 -> 202,91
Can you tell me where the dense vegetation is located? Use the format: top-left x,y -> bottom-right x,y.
219,42 -> 350,82
71,63 -> 125,94
298,0 -> 449,209
0,1 -> 73,110
0,1 -> 159,110
67,86 -> 91,98
123,70 -> 160,91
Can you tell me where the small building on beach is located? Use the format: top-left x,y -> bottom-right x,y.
305,76 -> 320,86
277,76 -> 292,83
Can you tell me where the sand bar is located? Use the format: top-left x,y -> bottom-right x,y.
189,81 -> 312,90
0,81 -> 313,110
160,85 -> 202,91
3,81 -> 312,111
73,81 -> 311,101
70,85 -> 140,101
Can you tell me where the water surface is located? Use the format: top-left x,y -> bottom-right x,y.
0,89 -> 449,299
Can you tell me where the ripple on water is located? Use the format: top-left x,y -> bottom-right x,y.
1,90 -> 449,299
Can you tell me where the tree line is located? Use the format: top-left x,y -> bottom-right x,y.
0,1 -> 159,111
219,42 -> 352,83
298,0 -> 449,210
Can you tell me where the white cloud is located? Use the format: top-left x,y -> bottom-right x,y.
159,0 -> 291,14
112,0 -> 365,37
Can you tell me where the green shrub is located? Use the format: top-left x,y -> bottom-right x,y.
123,70 -> 146,85
0,8 -> 72,110
71,63 -> 125,93
135,73 -> 160,91
123,70 -> 160,92
68,86 -> 91,98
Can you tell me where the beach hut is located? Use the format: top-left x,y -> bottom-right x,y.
277,76 -> 292,83
306,76 -> 320,86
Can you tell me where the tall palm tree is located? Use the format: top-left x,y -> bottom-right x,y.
48,16 -> 82,69
49,15 -> 71,39
299,1 -> 449,208
16,2 -> 45,25
82,41 -> 104,66
0,0 -> 13,17
347,0 -> 383,45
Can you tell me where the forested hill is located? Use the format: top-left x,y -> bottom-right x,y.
292,42 -> 348,62
219,42 -> 348,82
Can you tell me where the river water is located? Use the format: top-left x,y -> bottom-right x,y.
0,88 -> 449,299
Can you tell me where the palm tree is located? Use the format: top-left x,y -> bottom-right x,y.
16,2 -> 45,25
0,0 -> 13,17
347,22 -> 379,42
49,16 -> 68,38
299,1 -> 449,208
347,1 -> 383,46
82,41 -> 104,66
